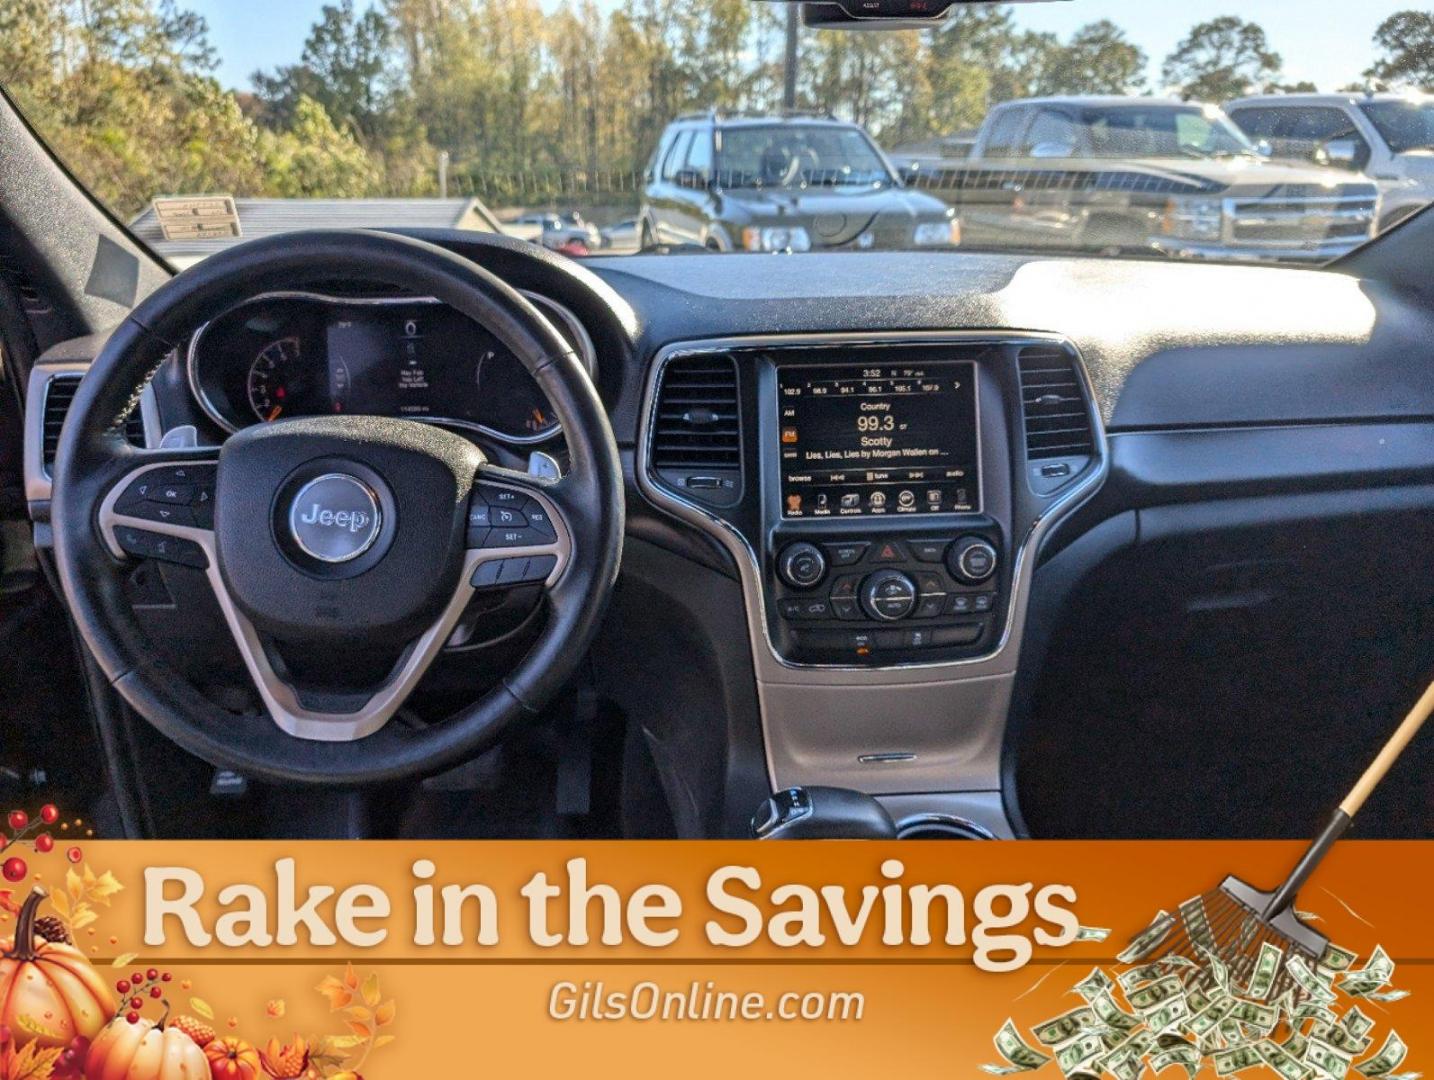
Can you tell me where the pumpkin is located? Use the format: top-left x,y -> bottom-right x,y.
0,888 -> 114,1049
84,1015 -> 208,1080
204,1036 -> 261,1080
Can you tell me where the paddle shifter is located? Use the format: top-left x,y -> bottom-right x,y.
750,787 -> 898,840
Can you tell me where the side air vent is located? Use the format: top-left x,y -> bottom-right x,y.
650,354 -> 742,507
42,374 -> 146,474
1017,345 -> 1095,495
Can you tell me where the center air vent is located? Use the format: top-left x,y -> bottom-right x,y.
650,354 -> 742,506
1017,346 -> 1094,460
42,373 -> 146,474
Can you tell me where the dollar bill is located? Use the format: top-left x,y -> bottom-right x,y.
1200,945 -> 1233,994
1283,1031 -> 1310,1059
1073,968 -> 1114,1002
1295,1001 -> 1340,1028
1119,963 -> 1169,991
1228,999 -> 1279,1033
1361,989 -> 1409,1003
1186,985 -> 1212,1015
1288,955 -> 1339,1005
985,1019 -> 1053,1074
1188,997 -> 1237,1039
1214,1045 -> 1264,1075
1355,1032 -> 1407,1078
1307,1037 -> 1354,1079
1312,1021 -> 1373,1057
1246,941 -> 1285,1001
1340,947 -> 1394,996
1033,1006 -> 1099,1047
1056,1033 -> 1107,1075
1091,991 -> 1141,1034
1118,911 -> 1176,964
1319,943 -> 1358,973
1179,896 -> 1217,952
1128,975 -> 1185,1014
1150,1044 -> 1200,1078
1342,1007 -> 1376,1040
1259,1039 -> 1313,1080
1075,925 -> 1111,942
1146,997 -> 1191,1034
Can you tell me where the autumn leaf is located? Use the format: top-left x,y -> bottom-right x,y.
265,999 -> 285,1018
86,869 -> 124,905
322,1035 -> 365,1052
373,1034 -> 396,1049
47,891 -> 69,920
189,997 -> 215,1020
342,963 -> 358,990
344,1020 -> 371,1040
0,891 -> 19,917
71,908 -> 98,931
110,952 -> 138,968
65,869 -> 83,904
373,999 -> 395,1027
316,975 -> 353,1010
360,972 -> 380,1008
5,1041 -> 64,1080
342,1006 -> 371,1025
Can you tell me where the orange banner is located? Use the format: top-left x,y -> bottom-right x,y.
0,840 -> 1425,1079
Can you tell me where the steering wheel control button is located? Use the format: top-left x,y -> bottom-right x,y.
947,536 -> 998,584
525,554 -> 558,580
821,541 -> 869,567
286,473 -> 383,564
115,527 -> 208,570
490,506 -> 527,528
484,526 -> 549,548
860,569 -> 918,622
777,542 -> 827,590
472,554 -> 558,590
467,502 -> 491,528
909,538 -> 952,563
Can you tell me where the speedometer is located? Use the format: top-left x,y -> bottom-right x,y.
246,337 -> 305,422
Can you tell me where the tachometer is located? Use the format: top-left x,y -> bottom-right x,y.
246,337 -> 305,422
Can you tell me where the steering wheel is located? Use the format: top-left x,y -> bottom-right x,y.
50,230 -> 623,786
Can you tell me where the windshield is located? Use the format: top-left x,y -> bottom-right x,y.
717,125 -> 895,189
1359,99 -> 1434,153
1077,106 -> 1258,159
5,0 -> 1431,265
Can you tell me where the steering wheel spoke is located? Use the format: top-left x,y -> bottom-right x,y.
98,451 -> 221,569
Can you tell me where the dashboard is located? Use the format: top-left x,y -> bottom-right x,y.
185,291 -> 595,443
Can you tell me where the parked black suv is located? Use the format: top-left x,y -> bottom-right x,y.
639,111 -> 959,252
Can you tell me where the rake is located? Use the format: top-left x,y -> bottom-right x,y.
1136,678 -> 1434,1003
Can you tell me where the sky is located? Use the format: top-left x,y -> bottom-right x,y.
188,0 -> 1418,96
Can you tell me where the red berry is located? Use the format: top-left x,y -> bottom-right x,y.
161,972 -> 172,982
125,1012 -> 139,1024
150,986 -> 162,999
35,833 -> 53,853
8,811 -> 27,831
116,980 -> 130,994
131,973 -> 143,986
129,997 -> 143,1010
65,846 -> 82,864
146,968 -> 158,981
2,857 -> 27,882
39,805 -> 58,825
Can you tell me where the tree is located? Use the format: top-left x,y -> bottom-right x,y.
1039,20 -> 1147,96
1162,16 -> 1283,102
1365,10 -> 1434,90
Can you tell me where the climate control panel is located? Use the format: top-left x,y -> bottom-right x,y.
768,531 -> 1004,664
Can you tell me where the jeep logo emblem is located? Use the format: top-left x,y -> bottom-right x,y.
288,473 -> 383,563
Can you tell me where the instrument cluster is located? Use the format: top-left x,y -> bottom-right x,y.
186,291 -> 596,444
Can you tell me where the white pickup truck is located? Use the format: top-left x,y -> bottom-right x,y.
1227,93 -> 1434,233
901,96 -> 1380,263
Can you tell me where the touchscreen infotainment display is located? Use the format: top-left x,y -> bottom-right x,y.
778,362 -> 978,519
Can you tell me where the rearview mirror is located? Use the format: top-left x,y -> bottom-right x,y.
1320,138 -> 1362,169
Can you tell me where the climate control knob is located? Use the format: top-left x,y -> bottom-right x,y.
947,536 -> 998,585
778,542 -> 827,590
860,569 -> 918,622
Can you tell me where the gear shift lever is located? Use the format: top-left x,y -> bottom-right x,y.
750,786 -> 898,840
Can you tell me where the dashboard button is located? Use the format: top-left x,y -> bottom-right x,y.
906,628 -> 934,648
908,539 -> 952,563
821,541 -> 869,567
934,624 -> 983,647
778,598 -> 803,620
914,594 -> 945,619
869,540 -> 908,564
973,592 -> 996,613
948,537 -> 998,584
874,630 -> 904,649
831,597 -> 860,621
948,593 -> 974,615
798,598 -> 832,620
830,574 -> 862,600
913,570 -> 947,595
778,543 -> 827,590
860,569 -> 918,622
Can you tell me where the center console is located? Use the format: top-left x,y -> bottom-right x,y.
637,331 -> 1104,832
767,358 -> 1005,665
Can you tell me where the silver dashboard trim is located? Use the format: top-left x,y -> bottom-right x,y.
635,330 -> 1107,798
24,362 -> 162,506
97,461 -> 571,742
184,289 -> 596,444
635,331 -> 1108,676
